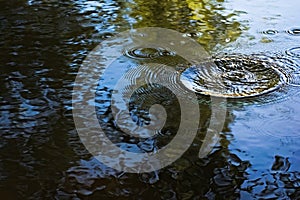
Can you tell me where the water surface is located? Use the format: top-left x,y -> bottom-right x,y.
0,0 -> 300,199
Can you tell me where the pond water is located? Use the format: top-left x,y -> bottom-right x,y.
0,0 -> 300,199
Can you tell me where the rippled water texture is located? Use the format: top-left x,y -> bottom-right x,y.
1,0 -> 300,199
180,55 -> 288,98
180,53 -> 300,100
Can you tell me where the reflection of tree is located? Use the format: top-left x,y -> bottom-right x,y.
58,84 -> 250,199
0,0 -> 90,198
124,0 -> 247,51
186,0 -> 246,50
123,0 -> 190,29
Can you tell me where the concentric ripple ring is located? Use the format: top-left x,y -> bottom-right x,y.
180,54 -> 289,98
125,47 -> 174,59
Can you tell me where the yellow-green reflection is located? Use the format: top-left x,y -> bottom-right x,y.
123,0 -> 247,51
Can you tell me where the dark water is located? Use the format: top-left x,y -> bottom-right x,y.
1,0 -> 300,199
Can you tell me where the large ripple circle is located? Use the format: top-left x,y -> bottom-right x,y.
180,54 -> 288,98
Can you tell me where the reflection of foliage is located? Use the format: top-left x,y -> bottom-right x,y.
123,0 -> 190,29
186,0 -> 246,50
123,0 -> 247,51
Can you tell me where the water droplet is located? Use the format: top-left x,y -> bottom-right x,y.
124,47 -> 174,59
262,29 -> 278,35
286,28 -> 300,36
182,32 -> 202,38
